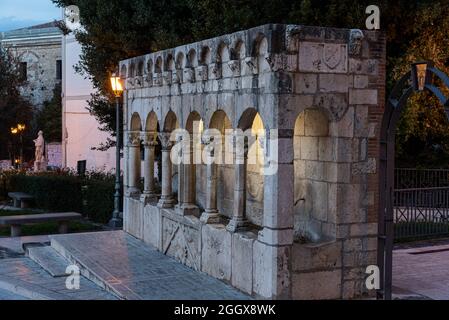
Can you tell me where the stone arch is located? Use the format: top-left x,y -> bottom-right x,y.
237,108 -> 260,131
147,58 -> 153,74
185,111 -> 203,134
209,110 -> 232,134
120,65 -> 127,79
200,47 -> 211,65
256,36 -> 270,73
18,50 -> 39,62
130,112 -> 142,131
187,49 -> 197,68
155,56 -> 163,73
145,111 -> 158,132
129,63 -> 136,78
163,110 -> 179,132
217,42 -> 230,63
293,108 -> 335,244
234,40 -> 246,60
241,111 -> 265,227
166,54 -> 175,71
208,110 -> 234,219
137,60 -> 144,76
128,112 -> 143,196
176,52 -> 185,69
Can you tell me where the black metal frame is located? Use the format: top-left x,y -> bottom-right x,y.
377,62 -> 449,300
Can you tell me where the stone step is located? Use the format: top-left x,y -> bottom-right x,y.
0,274 -> 65,300
49,236 -> 128,300
27,246 -> 71,277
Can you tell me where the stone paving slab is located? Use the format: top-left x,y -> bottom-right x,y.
50,231 -> 251,300
393,244 -> 449,300
0,235 -> 50,254
27,246 -> 70,277
0,258 -> 117,300
0,287 -> 28,300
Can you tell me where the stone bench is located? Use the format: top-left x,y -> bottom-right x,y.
0,212 -> 83,237
8,192 -> 35,209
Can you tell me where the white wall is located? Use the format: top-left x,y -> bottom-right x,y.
62,33 -> 116,171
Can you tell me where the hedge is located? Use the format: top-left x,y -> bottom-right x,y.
7,171 -> 117,224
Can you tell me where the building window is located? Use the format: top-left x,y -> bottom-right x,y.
56,60 -> 62,80
20,62 -> 27,81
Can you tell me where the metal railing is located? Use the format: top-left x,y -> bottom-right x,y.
394,169 -> 449,240
395,168 -> 449,189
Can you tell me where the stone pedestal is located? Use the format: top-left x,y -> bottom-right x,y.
34,160 -> 48,172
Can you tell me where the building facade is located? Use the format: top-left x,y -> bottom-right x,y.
119,24 -> 385,299
61,31 -> 116,171
0,22 -> 62,109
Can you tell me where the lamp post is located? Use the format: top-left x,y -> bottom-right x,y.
411,61 -> 431,92
109,74 -> 124,229
11,124 -> 26,169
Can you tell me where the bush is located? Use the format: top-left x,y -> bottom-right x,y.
11,173 -> 83,212
83,174 -> 116,224
7,170 -> 116,223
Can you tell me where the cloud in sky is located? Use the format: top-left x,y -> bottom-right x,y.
0,0 -> 61,32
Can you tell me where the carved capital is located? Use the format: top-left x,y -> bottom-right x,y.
244,57 -> 258,74
163,71 -> 172,85
227,60 -> 241,76
209,63 -> 221,79
153,73 -> 163,86
145,74 -> 153,86
183,68 -> 195,83
196,65 -> 208,81
126,78 -> 135,89
265,53 -> 284,72
141,131 -> 158,147
201,136 -> 215,157
172,70 -> 182,84
128,131 -> 141,147
158,132 -> 174,151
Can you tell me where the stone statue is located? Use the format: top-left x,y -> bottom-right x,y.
33,131 -> 47,172
34,131 -> 45,162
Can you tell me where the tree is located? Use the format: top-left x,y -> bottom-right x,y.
52,0 -> 449,167
36,84 -> 63,143
0,48 -> 33,162
392,3 -> 449,168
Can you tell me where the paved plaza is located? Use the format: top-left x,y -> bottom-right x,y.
393,243 -> 449,299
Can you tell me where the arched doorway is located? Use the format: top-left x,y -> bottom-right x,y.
378,61 -> 449,300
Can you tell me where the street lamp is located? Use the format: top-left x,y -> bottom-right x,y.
412,61 -> 432,92
109,74 -> 124,229
11,124 -> 26,169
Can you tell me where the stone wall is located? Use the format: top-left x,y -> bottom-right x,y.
46,142 -> 62,168
120,24 -> 385,299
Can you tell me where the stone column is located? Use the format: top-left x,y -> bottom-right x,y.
157,132 -> 175,208
141,132 -> 158,204
127,132 -> 141,197
177,135 -> 199,216
227,136 -> 249,232
200,139 -> 220,224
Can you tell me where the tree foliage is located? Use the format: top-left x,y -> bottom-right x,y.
36,84 -> 63,143
0,48 -> 33,161
52,0 -> 449,167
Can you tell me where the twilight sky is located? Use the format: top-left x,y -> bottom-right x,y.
0,0 -> 61,32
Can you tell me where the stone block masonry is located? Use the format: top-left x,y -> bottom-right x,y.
120,24 -> 386,299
